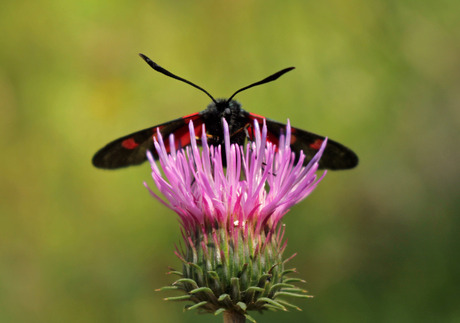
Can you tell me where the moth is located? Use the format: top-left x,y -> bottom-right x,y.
92,54 -> 358,170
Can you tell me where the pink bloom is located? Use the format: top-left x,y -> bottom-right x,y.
145,118 -> 327,318
145,119 -> 326,237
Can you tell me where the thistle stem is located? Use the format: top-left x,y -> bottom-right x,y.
223,311 -> 246,323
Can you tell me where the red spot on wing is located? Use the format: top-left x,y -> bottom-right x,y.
309,139 -> 323,150
121,138 -> 139,149
248,112 -> 266,121
266,132 -> 279,146
289,128 -> 297,145
162,116 -> 204,153
247,113 -> 281,147
246,121 -> 280,151
166,126 -> 192,151
245,124 -> 255,140
181,112 -> 201,120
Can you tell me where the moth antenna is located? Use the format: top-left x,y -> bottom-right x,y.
227,67 -> 295,102
139,53 -> 218,104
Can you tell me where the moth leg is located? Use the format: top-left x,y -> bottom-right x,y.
243,123 -> 252,140
229,123 -> 251,138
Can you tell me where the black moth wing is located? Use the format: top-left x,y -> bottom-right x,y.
92,113 -> 203,169
248,113 -> 358,170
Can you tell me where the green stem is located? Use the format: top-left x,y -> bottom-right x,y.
223,311 -> 246,323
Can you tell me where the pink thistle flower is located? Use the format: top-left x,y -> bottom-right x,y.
145,119 -> 327,321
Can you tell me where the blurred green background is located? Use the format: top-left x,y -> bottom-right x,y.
1,0 -> 459,322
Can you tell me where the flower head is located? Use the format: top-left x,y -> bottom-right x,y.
146,119 -> 327,320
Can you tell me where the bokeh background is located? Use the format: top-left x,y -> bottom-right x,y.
1,0 -> 459,322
